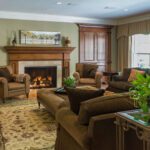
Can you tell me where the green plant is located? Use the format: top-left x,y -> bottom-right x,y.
63,76 -> 76,88
130,74 -> 150,113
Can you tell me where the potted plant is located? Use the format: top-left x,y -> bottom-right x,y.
63,76 -> 76,88
130,73 -> 150,113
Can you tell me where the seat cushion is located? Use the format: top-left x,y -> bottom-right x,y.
65,87 -> 105,114
79,78 -> 95,84
8,82 -> 25,90
109,81 -> 132,91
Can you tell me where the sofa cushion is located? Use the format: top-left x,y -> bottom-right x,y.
8,82 -> 25,90
78,93 -> 135,125
128,69 -> 145,82
79,78 -> 96,84
109,81 -> 132,91
65,87 -> 105,114
0,67 -> 13,82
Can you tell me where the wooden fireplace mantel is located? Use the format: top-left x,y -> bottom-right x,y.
4,45 -> 75,78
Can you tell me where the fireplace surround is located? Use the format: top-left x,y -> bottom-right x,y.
4,46 -> 75,87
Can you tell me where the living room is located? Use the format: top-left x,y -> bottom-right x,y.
0,0 -> 150,150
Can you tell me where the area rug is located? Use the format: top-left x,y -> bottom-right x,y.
0,102 -> 56,150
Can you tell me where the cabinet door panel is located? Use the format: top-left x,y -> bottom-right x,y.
84,32 -> 95,61
96,32 -> 108,71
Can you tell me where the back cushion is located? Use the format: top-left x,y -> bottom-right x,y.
65,87 -> 105,114
78,93 -> 135,125
76,63 -> 84,78
0,67 -> 13,82
122,68 -> 132,81
83,64 -> 98,78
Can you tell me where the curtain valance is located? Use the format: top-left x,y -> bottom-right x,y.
117,19 -> 150,38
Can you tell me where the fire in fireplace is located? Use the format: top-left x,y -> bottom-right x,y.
25,66 -> 57,88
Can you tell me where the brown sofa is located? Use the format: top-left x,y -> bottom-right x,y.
37,89 -> 142,150
55,93 -> 142,150
0,65 -> 30,103
73,63 -> 102,88
107,68 -> 150,93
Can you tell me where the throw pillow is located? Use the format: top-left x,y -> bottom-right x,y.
88,69 -> 96,78
128,69 -> 145,82
65,87 -> 105,114
83,64 -> 98,78
0,67 -> 13,82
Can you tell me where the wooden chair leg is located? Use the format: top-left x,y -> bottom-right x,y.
38,101 -> 40,109
26,93 -> 29,98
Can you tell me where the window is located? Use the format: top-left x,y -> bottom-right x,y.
131,34 -> 150,68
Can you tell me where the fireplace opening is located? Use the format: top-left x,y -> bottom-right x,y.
25,66 -> 57,89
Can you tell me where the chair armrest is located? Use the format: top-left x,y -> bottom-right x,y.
88,113 -> 115,138
56,107 -> 88,149
95,72 -> 102,88
73,72 -> 80,81
13,74 -> 30,94
0,77 -> 8,98
87,113 -> 116,150
12,74 -> 30,83
0,77 -> 8,85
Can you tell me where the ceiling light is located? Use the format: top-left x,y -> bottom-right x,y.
104,6 -> 116,9
56,2 -> 62,5
67,3 -> 72,5
124,8 -> 128,11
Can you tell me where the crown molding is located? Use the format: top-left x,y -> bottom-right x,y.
117,13 -> 150,25
0,11 -> 117,25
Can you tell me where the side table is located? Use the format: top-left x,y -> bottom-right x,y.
103,71 -> 118,81
115,110 -> 150,150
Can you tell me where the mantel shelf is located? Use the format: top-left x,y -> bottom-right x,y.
4,46 -> 75,54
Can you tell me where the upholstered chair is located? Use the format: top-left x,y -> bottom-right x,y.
0,65 -> 30,103
73,63 -> 102,88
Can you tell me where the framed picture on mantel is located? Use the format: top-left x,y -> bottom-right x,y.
19,30 -> 61,45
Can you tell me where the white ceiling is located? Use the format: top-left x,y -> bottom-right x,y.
0,0 -> 149,24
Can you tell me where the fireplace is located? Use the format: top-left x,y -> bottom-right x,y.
25,66 -> 57,89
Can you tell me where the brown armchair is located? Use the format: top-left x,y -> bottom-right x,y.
73,63 -> 102,88
0,65 -> 30,103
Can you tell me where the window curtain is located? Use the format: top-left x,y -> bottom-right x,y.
117,19 -> 150,71
117,24 -> 129,71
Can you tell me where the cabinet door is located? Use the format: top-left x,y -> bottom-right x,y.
79,25 -> 111,71
80,31 -> 96,63
96,32 -> 108,71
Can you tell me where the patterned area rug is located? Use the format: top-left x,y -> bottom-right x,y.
0,101 -> 56,150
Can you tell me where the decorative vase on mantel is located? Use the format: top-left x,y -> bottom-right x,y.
64,37 -> 71,47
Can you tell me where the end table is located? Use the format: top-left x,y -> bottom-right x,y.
103,71 -> 118,81
115,110 -> 150,150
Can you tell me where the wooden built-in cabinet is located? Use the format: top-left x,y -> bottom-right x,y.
79,25 -> 112,71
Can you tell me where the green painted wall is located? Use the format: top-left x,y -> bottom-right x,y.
0,19 -> 79,75
0,19 -> 117,74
